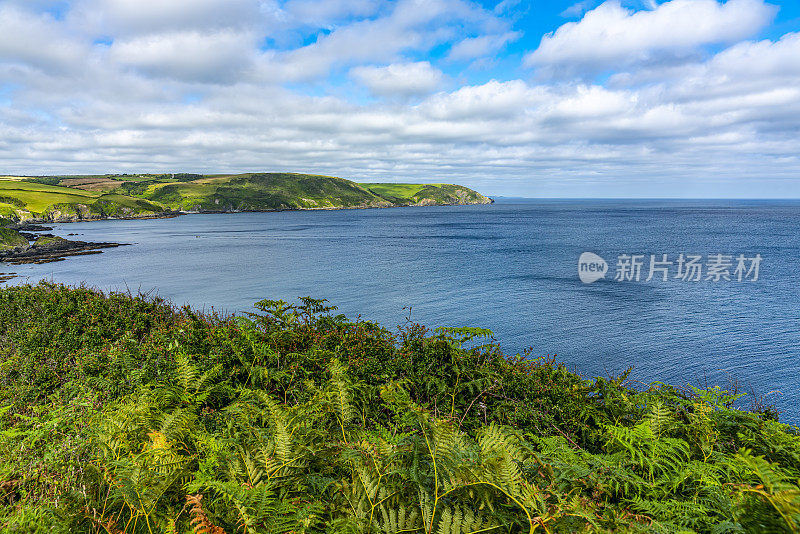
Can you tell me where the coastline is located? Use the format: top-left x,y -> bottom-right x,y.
6,197 -> 494,225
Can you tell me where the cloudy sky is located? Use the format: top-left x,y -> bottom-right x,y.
1,0 -> 799,197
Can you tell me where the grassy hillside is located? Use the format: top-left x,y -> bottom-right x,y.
0,174 -> 491,221
139,173 -> 390,211
361,182 -> 493,205
0,283 -> 797,533
0,180 -> 168,221
136,173 -> 491,211
0,180 -> 96,213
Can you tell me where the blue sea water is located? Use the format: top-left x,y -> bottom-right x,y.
5,199 -> 799,422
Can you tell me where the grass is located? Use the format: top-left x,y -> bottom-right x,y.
361,182 -> 491,205
0,283 -> 797,533
360,182 -> 446,199
32,235 -> 66,246
140,173 -> 389,211
0,179 -> 167,219
0,181 -> 97,212
59,178 -> 123,192
0,203 -> 19,219
95,193 -> 168,211
124,173 -> 489,212
0,228 -> 27,249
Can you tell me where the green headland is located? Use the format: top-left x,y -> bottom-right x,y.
0,173 -> 492,222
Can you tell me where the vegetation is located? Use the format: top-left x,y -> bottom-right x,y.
22,177 -> 64,186
361,183 -> 491,206
0,181 -> 166,221
0,174 -> 490,221
138,173 -> 385,211
31,235 -> 66,247
0,283 -> 797,533
0,228 -> 27,250
136,173 -> 491,211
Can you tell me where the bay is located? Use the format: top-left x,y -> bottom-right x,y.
6,199 -> 799,422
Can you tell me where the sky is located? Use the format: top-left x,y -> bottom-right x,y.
0,0 -> 799,197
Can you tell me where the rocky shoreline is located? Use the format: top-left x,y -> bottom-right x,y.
10,211 -> 181,225
7,197 -> 493,225
0,223 -> 127,271
0,237 -> 127,265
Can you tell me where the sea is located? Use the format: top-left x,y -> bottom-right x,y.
4,199 -> 799,423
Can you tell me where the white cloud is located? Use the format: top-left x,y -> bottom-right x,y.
0,0 -> 799,196
0,5 -> 87,72
351,62 -> 444,97
281,0 -> 383,26
256,0 -> 499,82
493,0 -> 523,14
560,0 -> 598,18
707,31 -> 800,79
110,30 -> 256,83
525,0 -> 777,76
447,31 -> 521,61
419,80 -> 541,120
70,0 -> 264,35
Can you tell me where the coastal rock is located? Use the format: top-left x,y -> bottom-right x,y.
0,235 -> 128,265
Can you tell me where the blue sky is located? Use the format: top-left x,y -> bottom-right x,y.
1,0 -> 800,197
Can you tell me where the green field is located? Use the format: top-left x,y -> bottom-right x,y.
360,182 -> 444,199
361,182 -> 491,205
0,181 -> 96,211
135,173 -> 388,211
0,180 -> 167,220
132,173 -> 490,212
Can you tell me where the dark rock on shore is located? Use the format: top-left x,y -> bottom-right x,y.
12,223 -> 54,232
0,235 -> 128,265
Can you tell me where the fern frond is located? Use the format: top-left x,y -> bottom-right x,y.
187,494 -> 225,534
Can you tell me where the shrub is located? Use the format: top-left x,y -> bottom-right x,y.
0,283 -> 797,532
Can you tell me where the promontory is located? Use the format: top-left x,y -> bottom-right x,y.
0,173 -> 493,223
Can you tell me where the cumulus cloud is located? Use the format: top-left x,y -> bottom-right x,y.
281,0 -> 383,26
257,0 -> 501,82
525,0 -> 778,76
69,0 -> 264,35
447,31 -> 521,61
110,30 -> 257,83
351,62 -> 444,97
0,0 -> 799,196
0,5 -> 87,72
